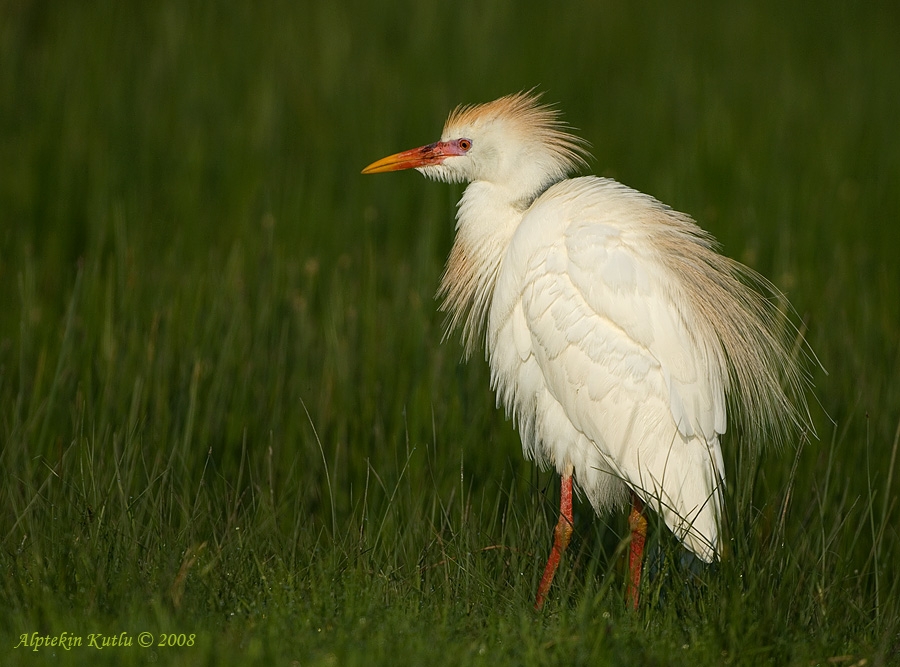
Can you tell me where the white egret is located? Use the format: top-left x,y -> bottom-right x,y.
362,91 -> 811,609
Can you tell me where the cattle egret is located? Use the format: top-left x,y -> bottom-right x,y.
362,91 -> 811,610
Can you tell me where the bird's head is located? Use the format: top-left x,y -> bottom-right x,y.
363,91 -> 590,202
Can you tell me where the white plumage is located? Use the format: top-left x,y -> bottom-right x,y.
363,91 -> 810,607
486,176 -> 728,561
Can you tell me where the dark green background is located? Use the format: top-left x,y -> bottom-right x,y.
2,1 -> 898,664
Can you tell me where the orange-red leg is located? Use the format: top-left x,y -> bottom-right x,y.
626,492 -> 647,610
534,474 -> 573,610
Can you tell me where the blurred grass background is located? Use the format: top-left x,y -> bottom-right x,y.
1,0 -> 898,665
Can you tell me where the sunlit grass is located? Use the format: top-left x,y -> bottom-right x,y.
1,1 -> 899,665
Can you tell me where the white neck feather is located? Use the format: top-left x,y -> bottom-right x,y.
437,181 -> 525,356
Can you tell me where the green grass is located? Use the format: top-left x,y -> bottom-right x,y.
2,1 -> 899,665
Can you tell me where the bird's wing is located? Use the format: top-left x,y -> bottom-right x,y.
493,178 -> 726,557
514,178 -> 727,442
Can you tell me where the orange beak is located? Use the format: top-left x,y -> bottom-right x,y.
362,140 -> 463,174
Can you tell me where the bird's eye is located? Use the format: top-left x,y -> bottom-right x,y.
457,138 -> 472,152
